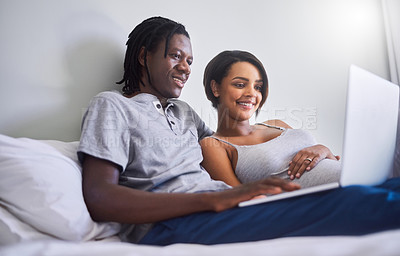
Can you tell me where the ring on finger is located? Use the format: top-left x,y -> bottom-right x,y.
304,158 -> 313,163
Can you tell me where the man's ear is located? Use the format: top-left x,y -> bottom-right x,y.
211,80 -> 220,97
138,46 -> 146,67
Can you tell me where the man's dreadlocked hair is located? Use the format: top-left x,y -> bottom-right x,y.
116,17 -> 190,94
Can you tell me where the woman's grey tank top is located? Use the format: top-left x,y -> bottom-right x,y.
210,123 -> 341,188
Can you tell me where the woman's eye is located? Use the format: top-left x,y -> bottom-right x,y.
234,83 -> 245,88
255,85 -> 263,91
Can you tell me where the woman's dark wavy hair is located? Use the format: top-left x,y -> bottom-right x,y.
117,17 -> 190,94
203,50 -> 269,116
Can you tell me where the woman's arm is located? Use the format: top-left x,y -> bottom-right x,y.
200,137 -> 242,186
82,154 -> 300,223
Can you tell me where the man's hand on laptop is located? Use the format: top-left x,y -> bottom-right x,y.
205,177 -> 301,212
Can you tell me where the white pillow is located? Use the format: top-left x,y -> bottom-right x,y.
0,205 -> 53,246
0,134 -> 120,245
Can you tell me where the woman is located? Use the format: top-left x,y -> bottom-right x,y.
201,50 -> 341,187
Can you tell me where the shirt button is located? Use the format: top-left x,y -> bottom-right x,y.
156,104 -> 161,109
170,121 -> 175,125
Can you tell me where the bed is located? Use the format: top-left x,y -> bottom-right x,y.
1,134 -> 399,256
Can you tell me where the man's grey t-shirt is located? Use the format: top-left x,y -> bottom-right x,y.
78,91 -> 230,194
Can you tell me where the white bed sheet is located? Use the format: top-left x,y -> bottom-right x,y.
1,229 -> 400,256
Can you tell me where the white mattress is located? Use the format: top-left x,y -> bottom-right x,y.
1,229 -> 400,256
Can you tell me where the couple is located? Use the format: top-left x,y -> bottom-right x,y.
78,16 -> 400,245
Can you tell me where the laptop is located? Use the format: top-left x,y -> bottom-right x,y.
239,65 -> 399,207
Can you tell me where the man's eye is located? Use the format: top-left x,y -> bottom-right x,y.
171,53 -> 180,59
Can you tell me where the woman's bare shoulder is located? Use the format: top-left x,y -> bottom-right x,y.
263,119 -> 292,129
200,136 -> 234,154
200,136 -> 221,148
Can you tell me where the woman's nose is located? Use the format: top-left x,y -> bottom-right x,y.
245,84 -> 257,96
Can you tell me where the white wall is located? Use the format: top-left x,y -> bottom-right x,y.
0,0 -> 389,155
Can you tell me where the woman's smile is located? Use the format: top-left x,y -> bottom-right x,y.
237,100 -> 256,110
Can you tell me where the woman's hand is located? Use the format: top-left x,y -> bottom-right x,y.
287,144 -> 340,180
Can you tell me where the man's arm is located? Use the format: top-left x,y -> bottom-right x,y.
82,154 -> 300,224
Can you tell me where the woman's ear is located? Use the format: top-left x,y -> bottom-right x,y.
211,80 -> 220,97
138,46 -> 146,67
